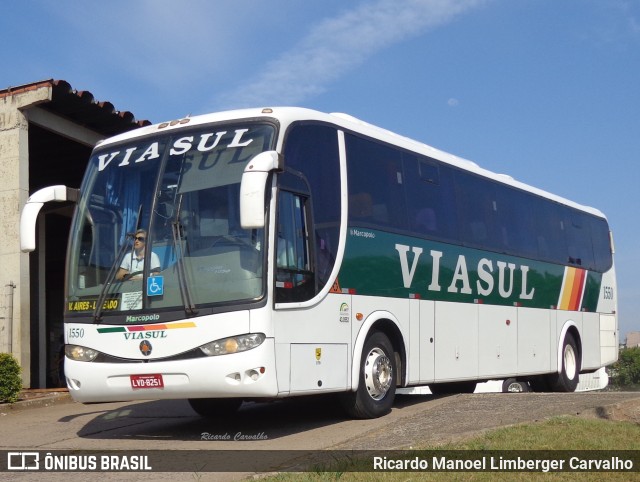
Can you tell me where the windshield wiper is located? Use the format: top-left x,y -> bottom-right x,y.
172,194 -> 198,316
93,232 -> 134,322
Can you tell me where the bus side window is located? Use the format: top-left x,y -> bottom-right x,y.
275,191 -> 315,303
345,133 -> 407,230
283,123 -> 341,294
566,212 -> 595,269
590,216 -> 613,272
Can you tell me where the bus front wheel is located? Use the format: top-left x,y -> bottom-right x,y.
342,331 -> 396,419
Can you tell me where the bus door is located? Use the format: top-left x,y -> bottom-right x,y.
273,190 -> 350,394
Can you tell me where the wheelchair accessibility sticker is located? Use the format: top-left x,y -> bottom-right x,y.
147,276 -> 164,297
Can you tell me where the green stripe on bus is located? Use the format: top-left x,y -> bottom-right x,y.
339,228 -> 602,311
96,327 -> 127,334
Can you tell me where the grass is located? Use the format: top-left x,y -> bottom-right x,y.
260,416 -> 640,481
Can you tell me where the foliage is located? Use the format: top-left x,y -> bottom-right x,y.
0,353 -> 22,403
610,347 -> 640,388
262,417 -> 640,482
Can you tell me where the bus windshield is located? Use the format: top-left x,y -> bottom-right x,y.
66,122 -> 275,321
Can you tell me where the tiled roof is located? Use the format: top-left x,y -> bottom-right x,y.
0,79 -> 151,136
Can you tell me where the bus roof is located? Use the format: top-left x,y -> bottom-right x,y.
95,107 -> 606,219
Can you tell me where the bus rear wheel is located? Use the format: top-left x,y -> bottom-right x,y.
547,333 -> 581,392
188,398 -> 243,418
341,331 -> 396,419
502,378 -> 530,393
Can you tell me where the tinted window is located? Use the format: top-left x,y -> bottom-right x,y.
591,216 -> 613,272
404,155 -> 459,242
455,172 -> 502,251
275,191 -> 314,303
340,130 -> 613,273
566,211 -> 595,269
495,186 -> 538,258
283,124 -> 341,292
346,134 -> 408,230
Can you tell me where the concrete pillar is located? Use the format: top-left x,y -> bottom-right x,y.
0,85 -> 52,386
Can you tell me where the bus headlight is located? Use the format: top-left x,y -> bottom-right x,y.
199,333 -> 265,356
65,344 -> 99,362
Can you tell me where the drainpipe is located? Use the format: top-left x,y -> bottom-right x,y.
2,282 -> 16,353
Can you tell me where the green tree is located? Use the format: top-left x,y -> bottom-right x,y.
611,347 -> 640,388
0,353 -> 23,403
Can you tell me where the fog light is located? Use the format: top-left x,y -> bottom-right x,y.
67,378 -> 81,390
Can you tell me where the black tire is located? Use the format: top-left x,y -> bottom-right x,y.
547,333 -> 581,392
502,378 -> 530,393
528,375 -> 550,392
341,331 -> 396,419
429,381 -> 477,395
188,398 -> 243,418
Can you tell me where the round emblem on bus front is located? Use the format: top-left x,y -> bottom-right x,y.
140,340 -> 152,356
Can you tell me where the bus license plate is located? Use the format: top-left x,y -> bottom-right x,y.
130,374 -> 164,390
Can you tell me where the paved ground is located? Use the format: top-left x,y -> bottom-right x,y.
332,391 -> 640,450
2,389 -> 639,481
3,389 -> 640,445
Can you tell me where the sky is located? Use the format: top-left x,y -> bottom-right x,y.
2,0 -> 639,340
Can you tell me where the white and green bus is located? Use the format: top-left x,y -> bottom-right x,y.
21,108 -> 618,418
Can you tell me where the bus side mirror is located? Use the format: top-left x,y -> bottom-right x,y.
240,151 -> 282,229
20,185 -> 79,252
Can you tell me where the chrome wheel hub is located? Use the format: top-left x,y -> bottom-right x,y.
363,348 -> 392,400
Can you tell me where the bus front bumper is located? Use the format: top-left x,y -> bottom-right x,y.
64,339 -> 278,403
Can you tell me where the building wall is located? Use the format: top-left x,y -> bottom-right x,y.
627,332 -> 640,348
0,85 -> 52,386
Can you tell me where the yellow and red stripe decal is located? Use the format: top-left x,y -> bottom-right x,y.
558,267 -> 587,311
127,321 -> 196,332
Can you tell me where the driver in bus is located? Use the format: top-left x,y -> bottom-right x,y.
116,229 -> 161,281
